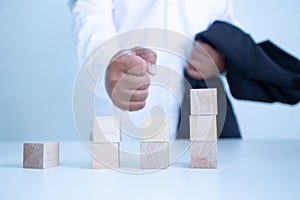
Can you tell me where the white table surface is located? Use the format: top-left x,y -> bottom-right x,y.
0,139 -> 299,200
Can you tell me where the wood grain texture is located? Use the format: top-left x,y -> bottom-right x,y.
140,142 -> 169,169
190,141 -> 218,168
23,143 -> 43,168
143,116 -> 169,142
92,142 -> 119,169
93,116 -> 121,143
190,89 -> 218,115
190,115 -> 217,141
23,142 -> 59,169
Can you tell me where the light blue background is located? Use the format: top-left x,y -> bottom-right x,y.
0,0 -> 299,141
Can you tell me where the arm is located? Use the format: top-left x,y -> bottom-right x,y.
185,0 -> 238,80
71,1 -> 157,111
71,0 -> 117,66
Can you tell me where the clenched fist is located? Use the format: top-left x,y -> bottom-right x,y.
186,41 -> 226,80
106,47 -> 157,111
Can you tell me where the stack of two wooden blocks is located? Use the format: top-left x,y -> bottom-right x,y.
190,89 -> 218,168
92,117 -> 121,169
92,116 -> 169,169
140,116 -> 169,169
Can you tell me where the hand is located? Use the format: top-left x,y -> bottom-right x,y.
186,41 -> 225,80
106,47 -> 157,111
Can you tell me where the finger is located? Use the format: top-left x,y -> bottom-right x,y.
110,86 -> 149,101
126,58 -> 148,76
106,59 -> 149,94
117,73 -> 150,90
187,56 -> 204,72
186,63 -> 203,80
136,82 -> 150,90
129,89 -> 149,101
133,47 -> 157,65
117,100 -> 146,111
188,49 -> 219,77
186,62 -> 198,72
109,73 -> 150,105
146,63 -> 157,76
194,41 -> 206,52
112,54 -> 148,76
128,101 -> 146,111
190,48 -> 208,63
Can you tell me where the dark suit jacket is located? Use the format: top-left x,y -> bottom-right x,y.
195,21 -> 300,104
177,21 -> 299,139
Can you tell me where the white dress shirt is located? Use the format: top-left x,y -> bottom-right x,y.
71,0 -> 238,141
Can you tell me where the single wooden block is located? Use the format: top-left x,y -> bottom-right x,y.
140,142 -> 169,169
190,115 -> 217,141
190,89 -> 218,115
92,142 -> 119,169
93,116 -> 121,143
190,141 -> 217,168
143,116 -> 169,142
23,142 -> 59,169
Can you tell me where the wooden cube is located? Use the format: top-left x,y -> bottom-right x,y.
190,141 -> 217,168
93,116 -> 121,143
190,89 -> 217,115
140,142 -> 169,169
92,142 -> 119,169
143,116 -> 169,142
190,115 -> 217,141
23,142 -> 59,169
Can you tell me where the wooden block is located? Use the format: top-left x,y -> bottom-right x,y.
143,116 -> 169,142
190,89 -> 217,115
92,142 -> 119,169
140,142 -> 169,169
190,141 -> 217,168
93,116 -> 121,142
44,159 -> 60,169
190,115 -> 217,141
23,142 -> 59,169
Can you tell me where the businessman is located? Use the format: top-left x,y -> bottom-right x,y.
71,0 -> 243,139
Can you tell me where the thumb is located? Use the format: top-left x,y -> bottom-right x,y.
133,47 -> 157,75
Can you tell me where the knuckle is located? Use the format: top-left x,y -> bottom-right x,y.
188,60 -> 196,67
111,58 -> 122,67
141,90 -> 148,99
107,75 -> 118,87
134,101 -> 146,110
149,51 -> 157,59
145,74 -> 150,82
138,82 -> 150,90
128,57 -> 140,67
141,74 -> 150,87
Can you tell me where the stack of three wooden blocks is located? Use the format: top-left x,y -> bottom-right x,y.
190,88 -> 218,168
